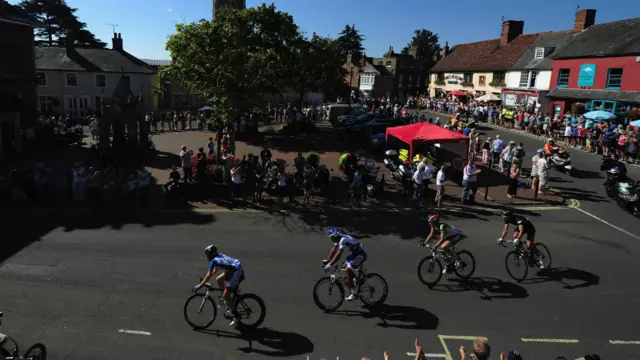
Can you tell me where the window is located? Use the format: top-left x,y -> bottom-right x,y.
386,61 -> 392,67
606,68 -> 623,89
492,71 -> 505,83
399,62 -> 404,69
96,74 -> 106,88
417,76 -> 421,87
557,69 -> 570,87
534,47 -> 544,59
409,62 -> 414,69
479,75 -> 486,86
36,72 -> 46,86
519,72 -> 529,88
95,96 -> 103,113
408,75 -> 413,87
463,73 -> 473,83
398,74 -> 403,86
436,73 -> 444,82
123,75 -> 131,86
529,71 -> 538,88
38,95 -> 55,114
66,73 -> 78,87
614,103 -> 628,117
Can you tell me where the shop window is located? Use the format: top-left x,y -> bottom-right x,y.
603,101 -> 614,113
519,72 -> 529,88
606,68 -> 623,90
614,103 -> 628,117
557,69 -> 570,88
463,73 -> 473,83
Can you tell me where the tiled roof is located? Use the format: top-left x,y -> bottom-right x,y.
35,47 -> 154,74
431,34 -> 539,72
373,64 -> 393,76
142,59 -> 172,67
0,3 -> 41,27
547,88 -> 640,103
553,18 -> 640,59
511,31 -> 577,70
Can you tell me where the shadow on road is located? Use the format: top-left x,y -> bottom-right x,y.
570,168 -> 603,180
549,186 -> 608,203
522,267 -> 600,289
330,303 -> 439,330
431,276 -> 529,300
198,327 -> 314,357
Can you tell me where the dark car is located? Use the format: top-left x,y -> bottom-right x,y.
341,112 -> 377,128
351,117 -> 406,135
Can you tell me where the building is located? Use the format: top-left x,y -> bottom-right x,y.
504,10 -> 595,111
369,46 -> 428,99
35,33 -> 155,118
213,0 -> 246,19
429,20 -> 538,99
0,0 -> 40,155
546,16 -> 640,119
141,59 -> 207,110
358,58 -> 394,98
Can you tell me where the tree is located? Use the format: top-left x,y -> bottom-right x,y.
336,24 -> 365,64
401,29 -> 441,68
163,4 -> 299,160
19,0 -> 106,48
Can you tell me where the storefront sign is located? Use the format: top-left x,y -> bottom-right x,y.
445,75 -> 463,85
578,64 -> 596,87
503,89 -> 537,96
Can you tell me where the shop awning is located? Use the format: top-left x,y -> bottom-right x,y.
449,90 -> 468,96
385,123 -> 469,159
547,88 -> 640,103
503,88 -> 539,96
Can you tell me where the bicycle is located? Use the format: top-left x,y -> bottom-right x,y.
500,239 -> 552,282
417,244 -> 476,287
312,263 -> 388,312
183,278 -> 266,330
0,312 -> 47,360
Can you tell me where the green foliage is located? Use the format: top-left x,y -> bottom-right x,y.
336,24 -> 365,64
19,0 -> 105,48
401,29 -> 441,68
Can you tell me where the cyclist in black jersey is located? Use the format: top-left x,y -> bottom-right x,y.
498,210 -> 536,262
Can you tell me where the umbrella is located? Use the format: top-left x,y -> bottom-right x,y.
630,120 -> 640,127
199,105 -> 213,111
476,93 -> 501,102
449,90 -> 468,96
583,110 -> 616,120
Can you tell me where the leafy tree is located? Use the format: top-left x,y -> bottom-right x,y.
401,29 -> 441,68
19,0 -> 105,48
336,24 -> 365,64
163,4 -> 299,160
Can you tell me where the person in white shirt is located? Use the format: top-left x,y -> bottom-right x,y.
435,165 -> 446,207
461,159 -> 481,203
531,149 -> 542,190
230,163 -> 244,199
412,164 -> 426,203
536,153 -> 550,193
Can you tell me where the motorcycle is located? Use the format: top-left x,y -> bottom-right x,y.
383,150 -> 412,184
547,146 -> 573,176
613,180 -> 640,217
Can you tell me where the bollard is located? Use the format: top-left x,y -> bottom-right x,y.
484,184 -> 489,201
533,177 -> 539,200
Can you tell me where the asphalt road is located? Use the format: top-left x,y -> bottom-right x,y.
419,109 -> 640,241
1,208 -> 639,360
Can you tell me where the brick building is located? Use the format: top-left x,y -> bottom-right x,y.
369,46 -> 428,99
0,0 -> 40,156
546,17 -> 640,119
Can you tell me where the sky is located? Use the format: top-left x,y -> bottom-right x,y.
9,0 -> 640,60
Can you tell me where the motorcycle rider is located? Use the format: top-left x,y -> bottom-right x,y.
543,138 -> 556,155
604,154 -> 628,189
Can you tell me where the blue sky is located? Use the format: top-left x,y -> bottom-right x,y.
10,0 -> 640,60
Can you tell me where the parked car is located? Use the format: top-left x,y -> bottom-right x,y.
351,117 -> 406,135
340,112 -> 380,128
336,109 -> 367,126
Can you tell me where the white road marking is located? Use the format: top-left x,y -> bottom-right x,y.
118,329 -> 152,336
406,353 -> 447,358
521,338 -> 579,343
571,205 -> 640,240
609,340 -> 640,345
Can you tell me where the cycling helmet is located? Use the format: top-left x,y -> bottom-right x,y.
501,209 -> 513,218
204,244 -> 218,259
548,138 -> 554,143
327,227 -> 343,239
427,214 -> 439,224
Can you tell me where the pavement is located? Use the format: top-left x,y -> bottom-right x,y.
1,207 -> 639,360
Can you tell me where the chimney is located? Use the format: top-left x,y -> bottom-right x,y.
443,41 -> 450,57
432,51 -> 440,64
574,9 -> 596,32
500,20 -> 524,46
408,45 -> 418,59
112,33 -> 123,51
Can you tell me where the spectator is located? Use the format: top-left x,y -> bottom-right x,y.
500,141 -> 515,172
179,145 -> 193,182
507,162 -> 520,199
275,166 -> 287,204
230,163 -> 244,199
531,149 -> 542,191
207,137 -> 215,156
491,135 -> 505,166
412,163 -> 426,205
461,159 -> 481,204
302,163 -> 316,205
459,338 -> 491,360
537,152 -> 550,194
71,161 -> 87,203
435,165 -> 446,208
481,137 -> 491,164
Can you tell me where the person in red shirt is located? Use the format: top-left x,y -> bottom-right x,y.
577,125 -> 588,149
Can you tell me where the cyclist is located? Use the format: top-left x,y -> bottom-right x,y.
422,213 -> 463,274
498,210 -> 541,267
192,245 -> 244,326
323,228 -> 367,301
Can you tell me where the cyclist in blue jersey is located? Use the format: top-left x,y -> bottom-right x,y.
323,228 -> 367,301
192,245 -> 244,326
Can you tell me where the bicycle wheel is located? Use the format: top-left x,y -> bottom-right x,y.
534,243 -> 552,269
183,294 -> 217,329
313,276 -> 345,312
417,256 -> 443,287
453,250 -> 476,279
359,273 -> 388,307
505,251 -> 528,282
23,343 -> 47,360
234,293 -> 266,329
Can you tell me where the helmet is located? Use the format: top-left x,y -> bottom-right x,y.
548,138 -> 554,143
427,214 -> 439,224
501,209 -> 513,218
327,227 -> 343,239
204,244 -> 218,259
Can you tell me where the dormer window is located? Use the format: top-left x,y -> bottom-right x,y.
534,47 -> 544,59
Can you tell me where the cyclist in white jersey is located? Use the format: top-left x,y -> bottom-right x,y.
323,228 -> 367,301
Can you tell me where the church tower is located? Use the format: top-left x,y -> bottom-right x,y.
213,0 -> 246,19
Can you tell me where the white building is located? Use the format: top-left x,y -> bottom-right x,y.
35,33 -> 154,118
503,31 -> 577,111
